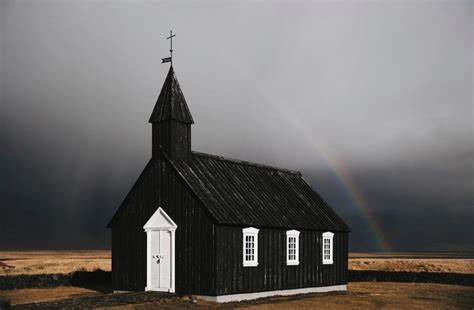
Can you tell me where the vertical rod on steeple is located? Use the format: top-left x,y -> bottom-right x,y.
165,30 -> 176,65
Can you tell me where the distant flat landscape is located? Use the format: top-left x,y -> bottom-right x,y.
0,251 -> 473,308
1,251 -> 473,276
350,252 -> 474,259
349,252 -> 474,275
0,250 -> 111,276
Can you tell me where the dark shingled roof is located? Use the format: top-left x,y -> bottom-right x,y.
149,66 -> 194,124
168,151 -> 350,231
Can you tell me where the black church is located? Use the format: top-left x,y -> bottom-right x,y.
107,66 -> 350,302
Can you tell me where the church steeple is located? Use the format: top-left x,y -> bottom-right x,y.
149,66 -> 194,124
150,66 -> 194,160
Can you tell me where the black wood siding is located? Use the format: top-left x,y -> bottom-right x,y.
152,121 -> 191,160
215,226 -> 348,295
111,154 -> 215,295
111,155 -> 349,296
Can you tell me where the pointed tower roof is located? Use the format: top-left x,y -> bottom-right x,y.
149,66 -> 194,124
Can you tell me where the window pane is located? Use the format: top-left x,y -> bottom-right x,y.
287,234 -> 298,262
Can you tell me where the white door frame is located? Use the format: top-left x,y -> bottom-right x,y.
143,207 -> 177,293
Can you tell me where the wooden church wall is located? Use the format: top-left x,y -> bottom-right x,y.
214,226 -> 348,295
152,121 -> 191,160
111,155 -> 216,295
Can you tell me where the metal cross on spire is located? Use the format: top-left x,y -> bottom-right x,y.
161,30 -> 175,65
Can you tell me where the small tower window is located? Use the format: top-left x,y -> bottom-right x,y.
322,231 -> 334,265
286,230 -> 300,265
242,227 -> 259,267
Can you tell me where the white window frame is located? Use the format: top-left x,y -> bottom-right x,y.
242,227 -> 259,267
322,231 -> 334,265
286,230 -> 300,266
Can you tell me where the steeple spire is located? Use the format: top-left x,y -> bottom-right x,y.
149,66 -> 194,124
149,66 -> 194,160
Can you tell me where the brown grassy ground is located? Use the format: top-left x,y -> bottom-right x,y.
349,252 -> 474,274
349,252 -> 474,258
0,251 -> 110,275
1,251 -> 473,308
1,251 -> 473,276
349,258 -> 474,274
3,282 -> 472,309
2,286 -> 102,305
234,282 -> 474,310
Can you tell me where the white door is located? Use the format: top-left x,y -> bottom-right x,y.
144,207 -> 177,293
149,230 -> 172,291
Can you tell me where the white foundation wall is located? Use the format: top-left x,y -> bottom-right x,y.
193,284 -> 347,303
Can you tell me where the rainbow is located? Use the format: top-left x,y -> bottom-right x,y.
314,141 -> 392,252
284,117 -> 392,252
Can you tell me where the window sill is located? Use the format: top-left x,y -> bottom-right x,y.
286,261 -> 300,266
243,262 -> 259,267
322,260 -> 334,265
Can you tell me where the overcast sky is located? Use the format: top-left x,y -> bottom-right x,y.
1,0 -> 472,251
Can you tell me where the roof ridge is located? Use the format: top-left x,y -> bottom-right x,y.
191,151 -> 301,175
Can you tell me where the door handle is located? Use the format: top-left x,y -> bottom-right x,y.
153,254 -> 164,263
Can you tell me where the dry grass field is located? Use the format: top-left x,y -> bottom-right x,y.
0,250 -> 111,276
349,252 -> 474,274
1,251 -> 473,308
2,286 -> 103,305
1,250 -> 472,276
349,258 -> 474,274
2,282 -> 473,309
235,282 -> 474,310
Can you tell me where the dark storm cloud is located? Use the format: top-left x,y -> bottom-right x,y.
0,0 -> 472,251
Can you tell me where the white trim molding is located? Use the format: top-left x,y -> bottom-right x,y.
322,231 -> 334,265
143,207 -> 178,231
143,207 -> 177,293
286,230 -> 300,266
194,285 -> 347,303
242,227 -> 259,267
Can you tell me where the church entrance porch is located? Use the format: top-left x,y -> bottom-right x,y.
143,207 -> 177,293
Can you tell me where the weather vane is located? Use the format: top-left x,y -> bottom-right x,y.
161,30 -> 175,65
